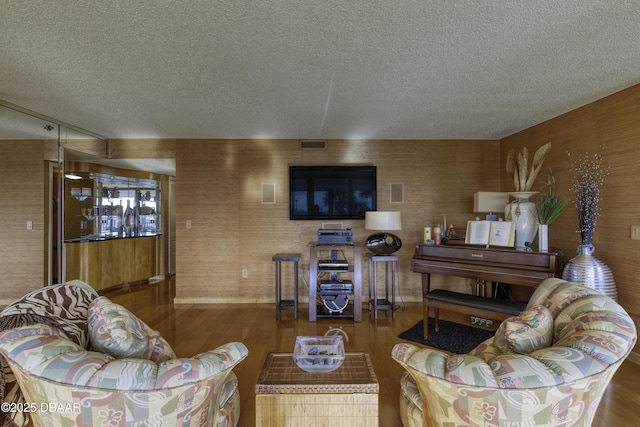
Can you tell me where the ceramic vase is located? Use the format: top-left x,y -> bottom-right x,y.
123,200 -> 134,236
562,244 -> 618,301
538,224 -> 549,252
505,192 -> 538,250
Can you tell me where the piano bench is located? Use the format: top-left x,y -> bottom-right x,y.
423,289 -> 527,339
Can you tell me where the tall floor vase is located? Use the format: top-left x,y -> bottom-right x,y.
505,192 -> 538,250
562,244 -> 618,301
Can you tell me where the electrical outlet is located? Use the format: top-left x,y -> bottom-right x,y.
186,220 -> 191,229
631,225 -> 640,240
242,269 -> 248,278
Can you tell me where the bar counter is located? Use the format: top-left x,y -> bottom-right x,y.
65,233 -> 160,292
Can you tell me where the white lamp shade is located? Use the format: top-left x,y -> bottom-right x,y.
365,211 -> 402,231
474,192 -> 509,213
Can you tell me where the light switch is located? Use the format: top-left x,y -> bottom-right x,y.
26,221 -> 33,230
632,225 -> 640,240
186,220 -> 192,229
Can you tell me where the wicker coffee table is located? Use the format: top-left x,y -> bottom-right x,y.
255,352 -> 379,426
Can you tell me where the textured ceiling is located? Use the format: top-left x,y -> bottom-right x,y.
1,0 -> 639,140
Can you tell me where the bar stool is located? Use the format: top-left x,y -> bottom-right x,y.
272,253 -> 300,320
367,254 -> 397,319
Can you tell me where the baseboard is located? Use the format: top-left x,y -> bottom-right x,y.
0,299 -> 14,308
173,297 -> 313,304
174,297 -> 272,304
172,296 -> 425,305
170,298 -> 289,305
627,350 -> 640,366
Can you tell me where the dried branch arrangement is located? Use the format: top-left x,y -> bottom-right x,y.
506,142 -> 552,192
568,147 -> 609,246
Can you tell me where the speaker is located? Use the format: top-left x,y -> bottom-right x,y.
390,183 -> 404,203
261,183 -> 275,204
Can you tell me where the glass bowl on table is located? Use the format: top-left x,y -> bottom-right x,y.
293,336 -> 345,373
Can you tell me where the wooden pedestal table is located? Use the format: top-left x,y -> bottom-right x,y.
255,352 -> 378,427
272,253 -> 301,320
367,254 -> 397,319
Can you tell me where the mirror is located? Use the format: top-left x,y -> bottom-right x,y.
61,137 -> 173,307
0,102 -> 61,292
0,101 -> 175,308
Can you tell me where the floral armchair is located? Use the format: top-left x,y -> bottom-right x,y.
0,281 -> 248,427
392,278 -> 637,427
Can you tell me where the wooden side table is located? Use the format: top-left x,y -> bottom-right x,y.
255,352 -> 378,426
367,254 -> 397,319
272,253 -> 300,320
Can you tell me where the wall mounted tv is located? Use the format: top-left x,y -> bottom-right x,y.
289,165 -> 377,220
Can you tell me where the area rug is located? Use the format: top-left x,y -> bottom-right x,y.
398,319 -> 495,354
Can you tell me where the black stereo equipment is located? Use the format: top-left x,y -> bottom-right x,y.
319,280 -> 353,293
318,260 -> 349,270
318,228 -> 353,245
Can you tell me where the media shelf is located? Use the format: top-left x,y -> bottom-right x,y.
308,243 -> 362,322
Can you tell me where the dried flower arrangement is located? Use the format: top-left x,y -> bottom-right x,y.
567,147 -> 609,246
535,167 -> 568,225
506,142 -> 552,191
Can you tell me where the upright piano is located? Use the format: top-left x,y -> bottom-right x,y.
412,243 -> 562,337
412,243 -> 562,296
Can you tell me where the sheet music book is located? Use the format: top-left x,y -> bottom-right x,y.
465,220 -> 515,247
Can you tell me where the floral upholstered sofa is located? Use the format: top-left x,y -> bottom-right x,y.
392,278 -> 637,427
0,280 -> 248,427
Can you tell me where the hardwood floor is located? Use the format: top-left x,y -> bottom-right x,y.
104,277 -> 640,427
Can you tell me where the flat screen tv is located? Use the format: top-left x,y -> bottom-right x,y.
289,166 -> 376,220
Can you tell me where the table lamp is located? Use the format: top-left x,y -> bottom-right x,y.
364,211 -> 402,255
474,192 -> 509,221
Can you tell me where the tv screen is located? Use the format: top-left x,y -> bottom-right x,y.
289,166 -> 376,220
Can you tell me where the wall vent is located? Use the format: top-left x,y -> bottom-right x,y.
300,140 -> 326,149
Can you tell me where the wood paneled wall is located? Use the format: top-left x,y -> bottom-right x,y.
500,83 -> 640,337
0,141 -> 50,302
175,139 -> 500,303
108,139 -> 177,160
